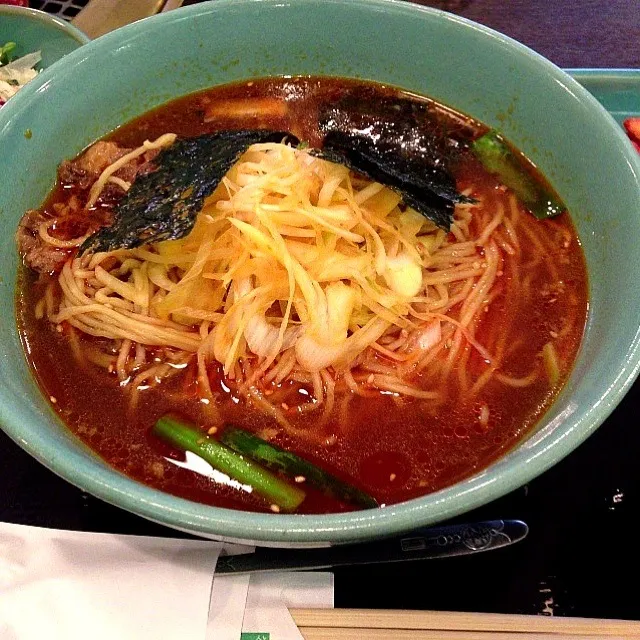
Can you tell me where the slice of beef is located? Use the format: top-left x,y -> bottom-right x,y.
16,209 -> 71,275
17,139 -> 152,274
59,141 -> 132,191
17,201 -> 114,275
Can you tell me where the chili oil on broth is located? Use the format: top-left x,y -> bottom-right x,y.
15,76 -> 589,514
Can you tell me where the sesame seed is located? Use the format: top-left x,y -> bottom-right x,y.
207,426 -> 218,435
479,403 -> 490,426
270,504 -> 280,513
294,475 -> 306,483
389,473 -> 397,481
50,396 -> 57,404
281,402 -> 289,411
367,374 -> 375,384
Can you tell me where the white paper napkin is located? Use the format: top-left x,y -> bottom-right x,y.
0,521 -> 225,640
0,521 -> 333,640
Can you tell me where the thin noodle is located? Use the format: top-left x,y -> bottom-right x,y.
32,138 -> 569,421
116,339 -> 131,382
495,370 -> 538,387
86,133 -> 176,209
39,219 -> 89,248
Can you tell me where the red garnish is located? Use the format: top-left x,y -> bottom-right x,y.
0,1 -> 29,5
624,117 -> 640,152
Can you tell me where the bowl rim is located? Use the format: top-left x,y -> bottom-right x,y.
1,0 -> 640,544
0,5 -> 91,46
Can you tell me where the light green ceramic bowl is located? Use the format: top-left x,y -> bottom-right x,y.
1,0 -> 639,546
0,6 -> 89,68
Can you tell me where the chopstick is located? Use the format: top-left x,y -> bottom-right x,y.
297,631 -> 631,640
289,609 -> 640,638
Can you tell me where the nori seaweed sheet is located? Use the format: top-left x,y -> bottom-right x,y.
80,130 -> 298,254
81,98 -> 470,254
317,91 -> 473,229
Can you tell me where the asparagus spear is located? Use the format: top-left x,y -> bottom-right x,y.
221,425 -> 378,509
153,414 -> 305,511
472,130 -> 566,219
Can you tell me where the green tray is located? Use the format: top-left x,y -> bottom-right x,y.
569,68 -> 640,124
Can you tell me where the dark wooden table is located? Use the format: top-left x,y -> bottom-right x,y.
2,0 -> 639,620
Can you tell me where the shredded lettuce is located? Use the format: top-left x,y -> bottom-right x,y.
0,44 -> 42,105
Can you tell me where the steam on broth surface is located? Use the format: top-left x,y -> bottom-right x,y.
15,77 -> 588,514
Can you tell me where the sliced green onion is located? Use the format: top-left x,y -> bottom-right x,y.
472,130 -> 566,219
221,425 -> 378,509
153,414 -> 305,511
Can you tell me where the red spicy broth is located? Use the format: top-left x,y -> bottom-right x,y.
15,77 -> 589,514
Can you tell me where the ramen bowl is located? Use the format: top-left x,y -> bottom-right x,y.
1,0 -> 639,546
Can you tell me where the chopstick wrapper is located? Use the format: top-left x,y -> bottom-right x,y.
242,572 -> 334,638
0,521 -> 333,640
209,572 -> 334,640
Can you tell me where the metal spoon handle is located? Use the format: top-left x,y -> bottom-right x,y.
215,519 -> 528,574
